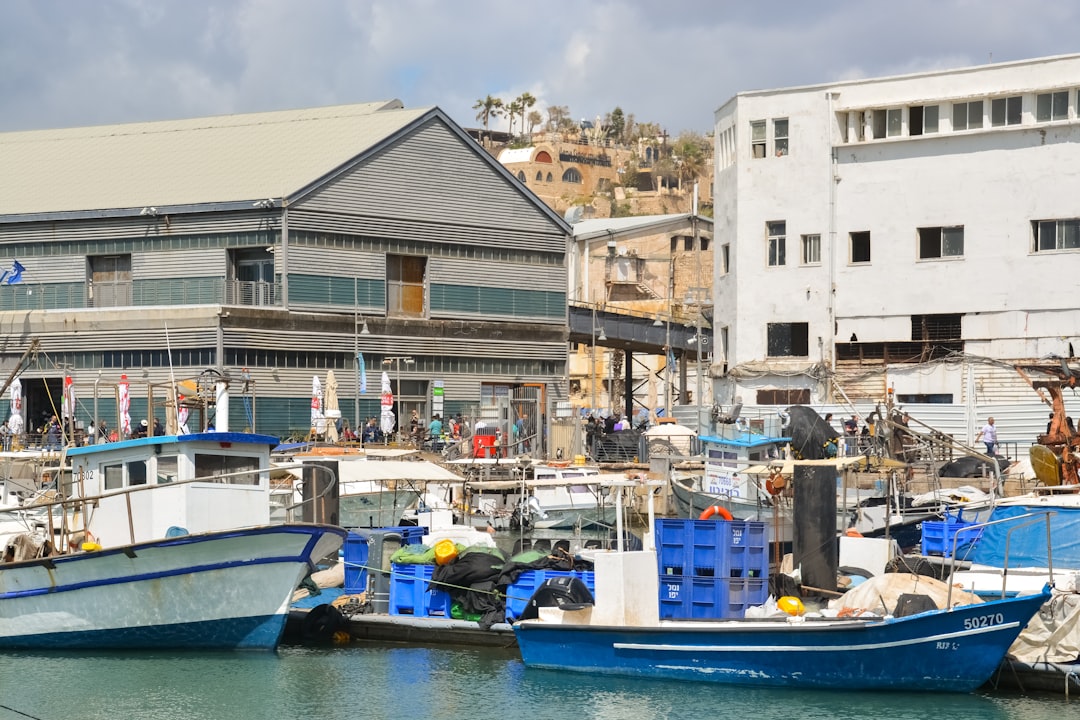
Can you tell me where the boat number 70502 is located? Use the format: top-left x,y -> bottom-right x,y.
962,612 -> 1004,630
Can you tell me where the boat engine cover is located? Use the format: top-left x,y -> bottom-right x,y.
518,576 -> 595,621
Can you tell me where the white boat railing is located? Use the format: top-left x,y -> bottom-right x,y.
5,461 -> 338,552
944,509 -> 1056,607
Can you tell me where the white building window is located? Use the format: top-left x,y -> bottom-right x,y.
1033,219 -> 1080,252
850,231 -> 871,264
773,118 -> 789,156
918,226 -> 965,259
990,95 -> 1022,127
751,120 -> 766,158
910,105 -> 939,135
1036,91 -> 1069,122
767,221 -> 786,266
720,244 -> 730,274
801,234 -> 821,265
887,108 -> 903,137
952,100 -> 984,131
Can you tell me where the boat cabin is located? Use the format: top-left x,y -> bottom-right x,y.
65,432 -> 279,547
698,418 -> 789,500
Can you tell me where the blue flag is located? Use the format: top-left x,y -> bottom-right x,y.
0,260 -> 25,285
358,353 -> 367,394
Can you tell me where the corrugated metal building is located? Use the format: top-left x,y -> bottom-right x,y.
0,101 -> 571,439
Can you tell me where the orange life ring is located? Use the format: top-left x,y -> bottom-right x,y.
699,505 -> 734,521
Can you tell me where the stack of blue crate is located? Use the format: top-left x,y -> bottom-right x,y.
655,518 -> 769,619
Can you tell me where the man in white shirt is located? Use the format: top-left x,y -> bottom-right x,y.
978,417 -> 998,456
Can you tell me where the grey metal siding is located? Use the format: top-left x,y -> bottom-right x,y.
428,256 -> 563,289
0,254 -> 83,284
134,248 -> 227,279
286,245 -> 385,280
0,212 -> 279,244
223,328 -> 565,360
294,119 -> 566,253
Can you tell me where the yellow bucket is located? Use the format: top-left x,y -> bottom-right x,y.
434,539 -> 458,566
573,454 -> 586,466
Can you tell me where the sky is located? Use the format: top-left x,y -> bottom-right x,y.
5,0 -> 1080,137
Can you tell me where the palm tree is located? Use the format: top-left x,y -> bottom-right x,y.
506,100 -> 523,136
517,92 -> 537,121
472,95 -> 504,139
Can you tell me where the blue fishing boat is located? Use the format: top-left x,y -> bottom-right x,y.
513,483 -> 1052,692
514,585 -> 1049,691
0,432 -> 345,650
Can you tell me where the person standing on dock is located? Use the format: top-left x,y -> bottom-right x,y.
978,416 -> 998,456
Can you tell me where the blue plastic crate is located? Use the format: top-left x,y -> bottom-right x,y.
343,531 -> 371,594
388,564 -> 452,617
922,519 -> 979,557
504,569 -> 596,621
655,518 -> 768,578
383,525 -> 428,547
658,575 -> 767,619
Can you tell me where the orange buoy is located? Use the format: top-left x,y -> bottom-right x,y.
699,505 -> 734,521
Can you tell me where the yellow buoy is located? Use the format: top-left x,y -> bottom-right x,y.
778,595 -> 805,616
434,538 -> 458,566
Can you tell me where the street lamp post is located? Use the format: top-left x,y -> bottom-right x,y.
591,306 -> 606,414
353,276 -> 370,432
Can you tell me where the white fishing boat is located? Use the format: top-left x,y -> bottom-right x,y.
271,443 -> 451,528
432,459 -> 624,531
0,432 -> 345,650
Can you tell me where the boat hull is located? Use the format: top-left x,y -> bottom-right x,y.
0,524 -> 345,650
514,589 -> 1050,691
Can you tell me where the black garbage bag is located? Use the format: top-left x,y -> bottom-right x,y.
431,551 -> 506,629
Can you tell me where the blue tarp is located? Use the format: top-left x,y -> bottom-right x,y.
966,505 -> 1080,569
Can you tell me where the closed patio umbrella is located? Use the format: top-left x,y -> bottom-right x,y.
379,371 -> 395,437
325,370 -> 340,442
311,375 -> 325,438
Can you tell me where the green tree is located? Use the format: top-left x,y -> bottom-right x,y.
546,105 -> 570,132
526,109 -> 543,135
606,107 -> 626,143
473,95 -> 504,137
672,131 -> 712,190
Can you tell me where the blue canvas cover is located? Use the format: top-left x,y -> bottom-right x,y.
966,505 -> 1080,569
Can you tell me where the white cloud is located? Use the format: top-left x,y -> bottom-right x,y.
3,0 -> 1080,134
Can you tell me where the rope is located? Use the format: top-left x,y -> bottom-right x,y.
338,558 -> 578,605
0,703 -> 48,720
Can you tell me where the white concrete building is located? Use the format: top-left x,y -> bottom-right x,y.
711,54 -> 1080,440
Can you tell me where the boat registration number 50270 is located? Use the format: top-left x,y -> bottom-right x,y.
963,612 -> 1005,630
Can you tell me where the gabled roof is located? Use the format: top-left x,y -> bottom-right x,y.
0,101 -> 433,218
572,213 -> 713,241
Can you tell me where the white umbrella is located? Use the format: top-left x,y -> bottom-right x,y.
311,375 -> 325,437
118,374 -> 131,437
8,376 -> 23,436
325,370 -> 340,442
379,371 -> 396,436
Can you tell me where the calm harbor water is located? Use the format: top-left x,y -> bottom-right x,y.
0,644 -> 1071,720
